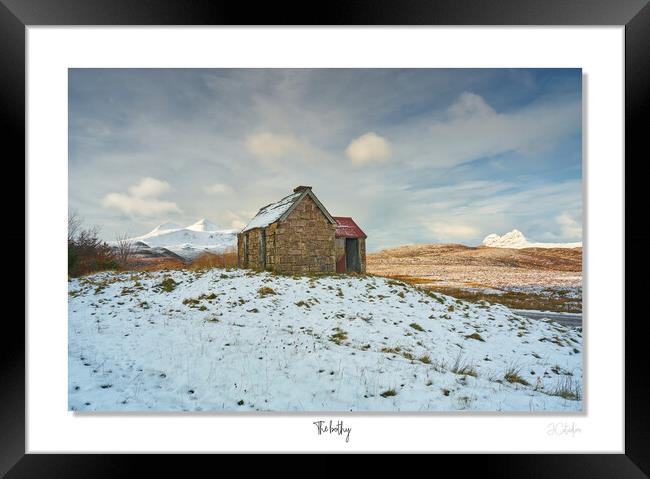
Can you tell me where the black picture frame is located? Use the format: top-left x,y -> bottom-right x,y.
5,0 -> 648,474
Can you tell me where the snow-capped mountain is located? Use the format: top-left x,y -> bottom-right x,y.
186,218 -> 221,232
482,229 -> 582,249
121,219 -> 238,260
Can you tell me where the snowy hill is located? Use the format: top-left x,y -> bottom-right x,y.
186,218 -> 222,232
120,219 -> 238,260
482,229 -> 582,249
68,269 -> 583,412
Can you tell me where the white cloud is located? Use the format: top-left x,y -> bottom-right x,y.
229,218 -> 246,229
555,212 -> 582,239
345,132 -> 391,165
70,70 -> 582,247
424,92 -> 580,168
128,177 -> 171,198
223,210 -> 247,230
428,221 -> 479,241
204,182 -> 233,195
246,132 -> 308,160
102,177 -> 180,216
448,92 -> 496,119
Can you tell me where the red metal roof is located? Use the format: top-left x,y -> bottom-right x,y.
334,216 -> 367,239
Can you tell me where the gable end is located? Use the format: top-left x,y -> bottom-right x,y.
278,190 -> 336,225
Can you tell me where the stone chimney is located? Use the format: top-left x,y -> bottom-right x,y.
293,185 -> 312,193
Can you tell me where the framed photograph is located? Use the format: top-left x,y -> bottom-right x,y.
9,0 -> 647,472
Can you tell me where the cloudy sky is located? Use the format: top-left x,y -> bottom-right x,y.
69,68 -> 582,252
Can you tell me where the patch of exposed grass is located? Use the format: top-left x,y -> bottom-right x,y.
155,277 -> 178,293
464,332 -> 485,342
381,346 -> 401,354
504,365 -> 530,386
329,327 -> 348,345
419,355 -> 431,364
450,352 -> 477,377
295,300 -> 310,308
380,389 -> 397,398
258,286 -> 276,297
387,279 -> 408,288
548,377 -> 582,401
409,322 -> 424,332
419,285 -> 581,313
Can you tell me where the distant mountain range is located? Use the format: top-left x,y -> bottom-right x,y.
118,222 -> 580,264
116,219 -> 238,260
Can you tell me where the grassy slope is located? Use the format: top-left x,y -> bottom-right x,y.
367,244 -> 583,312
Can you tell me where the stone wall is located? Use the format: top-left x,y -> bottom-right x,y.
272,195 -> 336,274
237,228 -> 263,269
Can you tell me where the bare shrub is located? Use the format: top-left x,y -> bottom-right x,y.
68,212 -> 81,243
68,213 -> 118,277
114,233 -> 134,268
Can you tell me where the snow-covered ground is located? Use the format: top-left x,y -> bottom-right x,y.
482,229 -> 582,249
115,219 -> 238,260
68,269 -> 583,412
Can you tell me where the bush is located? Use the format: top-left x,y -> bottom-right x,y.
68,213 -> 120,277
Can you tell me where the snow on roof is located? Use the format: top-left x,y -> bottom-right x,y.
241,191 -> 303,232
333,216 -> 367,239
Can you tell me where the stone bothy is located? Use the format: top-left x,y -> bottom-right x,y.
238,186 -> 367,274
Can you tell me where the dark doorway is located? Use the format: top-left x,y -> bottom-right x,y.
260,230 -> 266,269
345,238 -> 361,273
